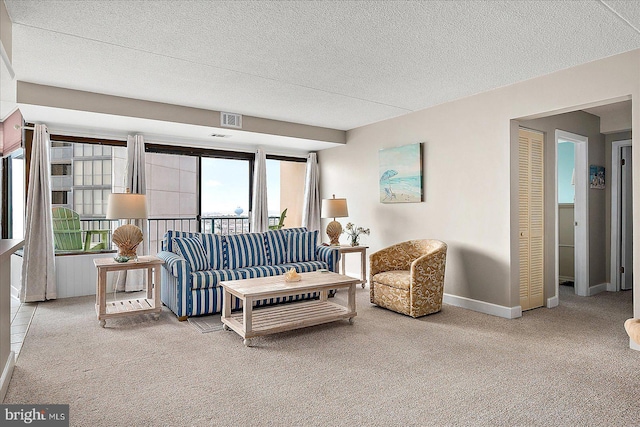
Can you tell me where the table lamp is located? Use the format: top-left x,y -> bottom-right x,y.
321,195 -> 348,246
106,190 -> 148,258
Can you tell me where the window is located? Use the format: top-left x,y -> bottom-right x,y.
73,159 -> 111,186
73,188 -> 110,216
10,152 -> 25,239
200,157 -> 250,234
52,141 -> 113,217
51,163 -> 71,176
266,158 -> 306,228
52,191 -> 69,205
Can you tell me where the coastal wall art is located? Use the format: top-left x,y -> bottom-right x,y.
378,142 -> 423,203
589,165 -> 605,189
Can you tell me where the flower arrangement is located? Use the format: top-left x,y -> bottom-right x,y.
343,222 -> 370,246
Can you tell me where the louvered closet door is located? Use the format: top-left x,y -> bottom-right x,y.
519,128 -> 544,311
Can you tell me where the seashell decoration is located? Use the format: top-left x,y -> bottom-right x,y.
284,268 -> 301,282
112,224 -> 143,258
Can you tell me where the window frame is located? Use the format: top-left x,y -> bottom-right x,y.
14,131 -> 308,235
145,144 -> 306,232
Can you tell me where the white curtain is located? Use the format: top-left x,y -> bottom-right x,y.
21,124 -> 56,302
251,148 -> 269,233
116,134 -> 147,292
302,152 -> 321,232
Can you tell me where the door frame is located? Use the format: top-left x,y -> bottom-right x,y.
609,139 -> 632,292
554,130 -> 589,298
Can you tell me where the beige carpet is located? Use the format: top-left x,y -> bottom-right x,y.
187,315 -> 224,333
4,286 -> 639,426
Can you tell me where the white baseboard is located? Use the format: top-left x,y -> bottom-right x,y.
547,295 -> 559,308
443,293 -> 522,319
0,351 -> 15,402
630,339 -> 640,352
589,283 -> 609,296
559,276 -> 574,282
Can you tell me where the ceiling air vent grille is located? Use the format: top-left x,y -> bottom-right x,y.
221,112 -> 242,129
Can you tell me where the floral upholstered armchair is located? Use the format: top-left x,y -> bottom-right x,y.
369,239 -> 447,318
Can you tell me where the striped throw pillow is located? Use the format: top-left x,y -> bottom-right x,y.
264,230 -> 288,266
165,230 -> 201,253
286,230 -> 318,263
172,237 -> 210,271
226,233 -> 267,269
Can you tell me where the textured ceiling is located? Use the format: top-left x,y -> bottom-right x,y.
2,0 -> 640,137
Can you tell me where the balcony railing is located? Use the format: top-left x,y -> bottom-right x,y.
75,216 -> 281,255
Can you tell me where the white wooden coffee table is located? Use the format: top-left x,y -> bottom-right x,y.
220,271 -> 358,346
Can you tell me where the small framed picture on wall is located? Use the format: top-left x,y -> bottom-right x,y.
589,165 -> 605,189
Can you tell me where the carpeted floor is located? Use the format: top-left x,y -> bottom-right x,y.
187,315 -> 224,333
4,286 -> 639,426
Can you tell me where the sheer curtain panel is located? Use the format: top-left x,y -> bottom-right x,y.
251,148 -> 269,233
302,153 -> 321,232
116,134 -> 147,292
21,124 -> 56,302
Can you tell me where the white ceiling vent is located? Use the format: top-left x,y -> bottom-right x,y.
221,112 -> 242,129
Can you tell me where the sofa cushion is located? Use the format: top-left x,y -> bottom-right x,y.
286,230 -> 318,263
372,270 -> 411,291
191,269 -> 245,290
237,265 -> 289,279
201,233 -> 226,270
264,229 -> 288,266
281,261 -> 328,273
226,232 -> 267,269
172,237 -> 210,271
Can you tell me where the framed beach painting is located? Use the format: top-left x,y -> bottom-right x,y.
379,142 -> 423,203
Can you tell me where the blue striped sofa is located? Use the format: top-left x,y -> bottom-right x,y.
157,227 -> 341,320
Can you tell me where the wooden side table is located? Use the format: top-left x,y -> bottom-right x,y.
338,245 -> 369,288
93,255 -> 164,327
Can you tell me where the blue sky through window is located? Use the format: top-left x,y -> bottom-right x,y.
200,157 -> 280,216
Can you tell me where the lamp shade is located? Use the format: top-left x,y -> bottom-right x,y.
321,197 -> 348,219
106,193 -> 148,220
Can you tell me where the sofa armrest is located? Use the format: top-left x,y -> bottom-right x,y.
410,244 -> 447,289
157,251 -> 191,277
316,245 -> 341,273
158,250 -> 193,319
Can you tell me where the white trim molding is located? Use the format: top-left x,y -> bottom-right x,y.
630,339 -> 640,352
0,351 -> 15,402
555,130 -> 589,298
547,295 -> 559,308
588,283 -> 609,296
443,293 -> 522,319
609,139 -> 632,292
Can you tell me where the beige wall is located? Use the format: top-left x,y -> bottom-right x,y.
519,110 -> 606,295
319,49 -> 639,317
280,161 -> 305,228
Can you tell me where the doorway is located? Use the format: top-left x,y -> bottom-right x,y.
610,140 -> 633,292
555,130 -> 589,298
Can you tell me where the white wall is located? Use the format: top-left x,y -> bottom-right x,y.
318,49 -> 640,319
